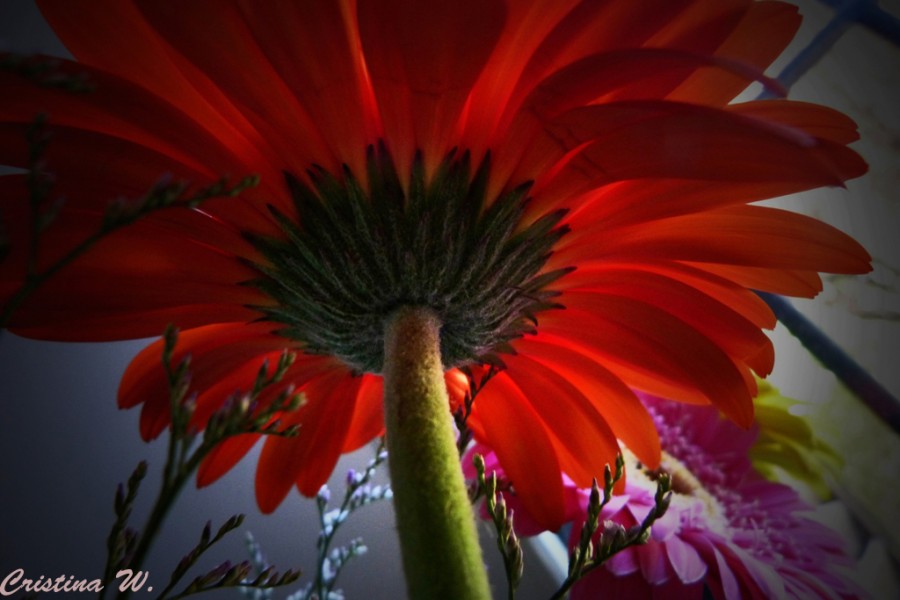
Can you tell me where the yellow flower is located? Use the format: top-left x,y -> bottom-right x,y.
750,380 -> 841,500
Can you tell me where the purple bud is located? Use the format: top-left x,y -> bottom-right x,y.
317,485 -> 331,503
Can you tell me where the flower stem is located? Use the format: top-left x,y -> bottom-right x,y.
383,306 -> 491,600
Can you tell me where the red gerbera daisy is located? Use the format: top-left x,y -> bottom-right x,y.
0,0 -> 869,595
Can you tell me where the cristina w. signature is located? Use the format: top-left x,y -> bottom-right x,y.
0,568 -> 151,595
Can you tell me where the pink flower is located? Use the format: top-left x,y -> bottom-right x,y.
468,395 -> 864,599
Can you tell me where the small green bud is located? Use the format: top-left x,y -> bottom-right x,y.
473,453 -> 486,474
589,477 -> 601,514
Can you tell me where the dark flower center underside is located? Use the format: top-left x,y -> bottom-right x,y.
247,144 -> 571,373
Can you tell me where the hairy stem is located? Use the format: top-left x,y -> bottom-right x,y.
383,306 -> 491,599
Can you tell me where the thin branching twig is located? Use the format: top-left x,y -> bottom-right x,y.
472,454 -> 524,600
102,327 -> 303,600
550,456 -> 671,600
0,115 -> 260,328
454,366 -> 499,456
297,440 -> 392,600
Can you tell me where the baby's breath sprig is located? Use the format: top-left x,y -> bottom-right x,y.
288,440 -> 392,600
550,455 -> 672,600
472,453 -> 523,600
0,114 -> 259,328
103,326 -> 303,600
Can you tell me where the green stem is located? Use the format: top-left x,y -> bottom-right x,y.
117,469 -> 191,600
383,306 -> 491,600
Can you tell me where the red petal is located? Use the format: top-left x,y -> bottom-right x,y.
555,205 -> 871,275
561,273 -> 773,374
666,1 -> 800,105
255,368 -> 360,512
521,1 -> 709,89
197,433 -> 262,487
548,179 -> 798,232
690,263 -> 823,297
341,374 -> 385,452
37,0 -> 325,184
0,120 -> 279,240
10,305 -> 261,342
470,372 -> 565,529
192,355 -> 342,474
118,322 -> 280,406
503,354 -> 622,487
357,0 -> 505,176
538,311 -> 702,405
444,368 -> 470,415
540,301 -> 754,428
524,48 -> 783,119
185,350 -> 307,433
459,0 -> 581,161
556,260 -> 775,329
232,0 -> 381,176
6,218 -> 262,296
514,335 -> 662,468
0,58 -> 288,228
0,172 -> 265,279
4,226 -> 266,341
0,62 -> 236,172
729,99 -> 862,145
490,0 -> 793,188
525,101 -> 864,204
138,347 -> 296,444
130,0 -> 339,177
0,121 -> 205,186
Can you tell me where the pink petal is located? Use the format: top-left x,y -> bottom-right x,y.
713,545 -> 743,600
639,540 -> 674,585
606,545 -> 640,576
665,535 -> 707,584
